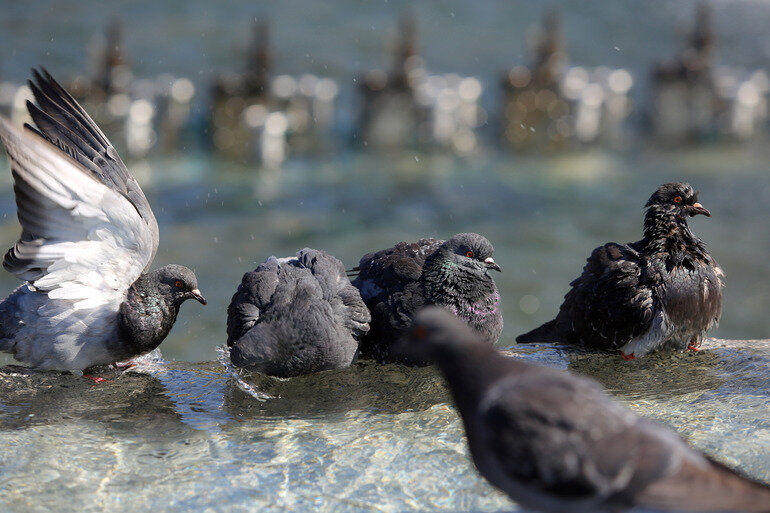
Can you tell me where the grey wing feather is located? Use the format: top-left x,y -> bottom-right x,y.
336,285 -> 371,335
478,373 -> 674,505
556,243 -> 656,348
24,68 -> 158,265
353,238 -> 442,303
296,248 -> 370,336
0,115 -> 154,305
226,258 -> 281,346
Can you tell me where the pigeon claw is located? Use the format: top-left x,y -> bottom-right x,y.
687,342 -> 700,352
621,352 -> 636,361
84,375 -> 107,384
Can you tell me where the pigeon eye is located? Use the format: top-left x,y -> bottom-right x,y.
466,251 -> 474,258
413,325 -> 427,339
674,196 -> 682,204
174,280 -> 183,288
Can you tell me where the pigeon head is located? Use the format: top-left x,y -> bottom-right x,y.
645,182 -> 710,219
152,264 -> 207,306
439,233 -> 502,274
400,306 -> 478,363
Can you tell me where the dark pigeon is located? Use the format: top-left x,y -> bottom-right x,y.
517,182 -> 723,359
227,248 -> 371,378
352,233 -> 502,365
408,307 -> 770,513
0,69 -> 205,371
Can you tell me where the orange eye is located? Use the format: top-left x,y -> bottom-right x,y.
174,280 -> 183,288
413,325 -> 427,339
466,251 -> 474,258
674,196 -> 682,203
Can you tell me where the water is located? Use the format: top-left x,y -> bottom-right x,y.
0,147 -> 768,511
2,0 -> 770,508
4,146 -> 767,361
0,339 -> 767,512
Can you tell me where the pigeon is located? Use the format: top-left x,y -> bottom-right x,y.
0,69 -> 206,371
407,307 -> 770,513
227,248 -> 371,377
517,182 -> 723,359
352,232 -> 502,365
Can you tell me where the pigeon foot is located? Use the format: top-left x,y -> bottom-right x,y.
621,352 -> 636,360
83,375 -> 107,384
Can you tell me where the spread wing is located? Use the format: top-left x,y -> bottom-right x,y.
0,115 -> 154,309
24,68 -> 159,265
555,242 -> 656,348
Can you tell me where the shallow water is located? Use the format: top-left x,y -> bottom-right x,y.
0,147 -> 769,510
2,0 -> 770,509
0,338 -> 767,513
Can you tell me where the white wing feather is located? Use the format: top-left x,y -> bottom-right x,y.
0,115 -> 153,309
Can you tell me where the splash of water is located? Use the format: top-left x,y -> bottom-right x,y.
215,345 -> 274,401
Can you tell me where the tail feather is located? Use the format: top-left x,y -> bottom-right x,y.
515,319 -> 561,344
0,288 -> 25,352
637,455 -> 770,513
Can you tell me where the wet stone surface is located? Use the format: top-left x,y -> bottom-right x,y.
0,339 -> 767,513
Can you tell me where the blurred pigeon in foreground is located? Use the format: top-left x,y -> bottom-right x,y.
352,233 -> 502,365
227,248 -> 370,377
409,307 -> 770,513
517,183 -> 723,359
0,69 -> 205,371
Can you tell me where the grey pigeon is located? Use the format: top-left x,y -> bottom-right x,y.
352,232 -> 502,365
408,307 -> 770,513
227,248 -> 371,377
517,182 -> 723,359
0,69 -> 205,371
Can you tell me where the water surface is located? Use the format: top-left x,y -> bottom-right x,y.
1,337 -> 768,513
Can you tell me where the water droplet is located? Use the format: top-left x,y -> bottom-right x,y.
519,295 -> 540,315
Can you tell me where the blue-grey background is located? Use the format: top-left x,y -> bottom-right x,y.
0,0 -> 769,362
0,3 -> 769,513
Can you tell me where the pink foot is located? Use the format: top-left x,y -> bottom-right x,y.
621,352 -> 636,360
84,375 -> 107,384
687,343 -> 700,352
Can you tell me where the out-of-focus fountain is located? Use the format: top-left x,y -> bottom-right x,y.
64,21 -> 196,158
358,13 -> 485,155
501,11 -> 633,151
210,20 -> 338,167
651,2 -> 768,144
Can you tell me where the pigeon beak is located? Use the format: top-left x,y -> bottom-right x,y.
484,257 -> 502,272
190,289 -> 207,305
689,202 -> 711,217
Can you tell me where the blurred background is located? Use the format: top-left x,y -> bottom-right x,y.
0,0 -> 769,362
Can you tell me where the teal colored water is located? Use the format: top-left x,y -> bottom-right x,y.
2,0 -> 770,509
5,147 -> 768,362
0,147 -> 768,512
